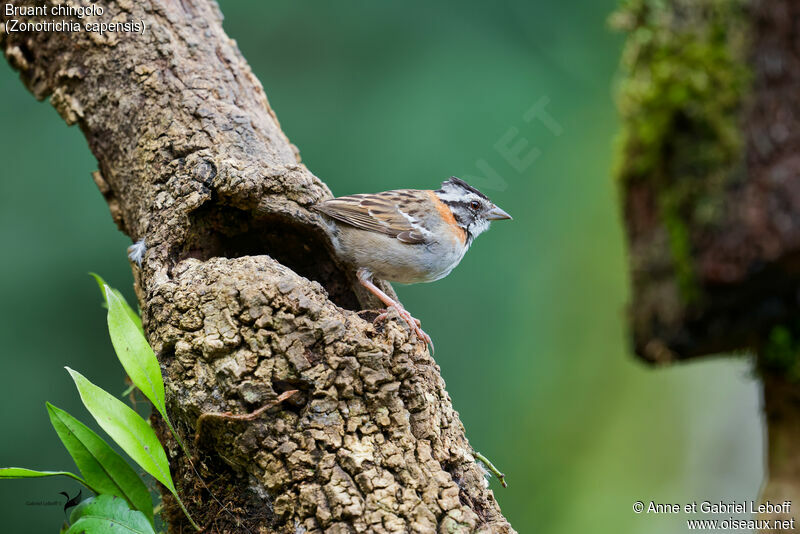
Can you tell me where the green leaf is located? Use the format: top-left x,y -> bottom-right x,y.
66,495 -> 155,534
46,403 -> 153,524
89,273 -> 143,333
0,467 -> 103,495
65,368 -> 175,496
103,285 -> 166,421
0,467 -> 86,484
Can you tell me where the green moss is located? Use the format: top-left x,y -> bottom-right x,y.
660,193 -> 698,302
611,0 -> 750,302
761,326 -> 800,383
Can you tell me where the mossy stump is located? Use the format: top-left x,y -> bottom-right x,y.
613,0 -> 800,363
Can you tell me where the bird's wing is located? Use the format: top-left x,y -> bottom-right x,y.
313,190 -> 431,244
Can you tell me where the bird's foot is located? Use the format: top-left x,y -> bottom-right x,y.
374,308 -> 421,327
356,268 -> 432,352
375,304 -> 433,352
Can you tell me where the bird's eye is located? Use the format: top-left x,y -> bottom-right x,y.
469,200 -> 481,210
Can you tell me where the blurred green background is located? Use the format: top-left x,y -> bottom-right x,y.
0,1 -> 764,532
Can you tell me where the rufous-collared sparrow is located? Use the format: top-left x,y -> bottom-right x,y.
314,177 -> 511,352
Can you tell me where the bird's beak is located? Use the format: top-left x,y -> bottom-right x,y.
486,205 -> 512,221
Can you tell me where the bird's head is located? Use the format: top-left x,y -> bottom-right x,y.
434,177 -> 512,243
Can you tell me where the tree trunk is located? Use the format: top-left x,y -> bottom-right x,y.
1,2 -> 514,532
613,0 -> 800,531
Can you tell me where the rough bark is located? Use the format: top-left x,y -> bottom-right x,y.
1,1 -> 513,532
614,0 -> 800,531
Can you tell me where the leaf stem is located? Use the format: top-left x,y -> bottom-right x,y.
473,450 -> 507,488
173,492 -> 202,531
160,417 -> 202,531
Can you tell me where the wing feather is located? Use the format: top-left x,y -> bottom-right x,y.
314,190 -> 429,245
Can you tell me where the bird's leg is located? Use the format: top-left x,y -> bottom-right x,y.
357,268 -> 433,351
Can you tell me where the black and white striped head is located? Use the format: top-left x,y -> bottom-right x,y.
434,177 -> 511,243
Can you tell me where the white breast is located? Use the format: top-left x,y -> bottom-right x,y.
334,225 -> 469,284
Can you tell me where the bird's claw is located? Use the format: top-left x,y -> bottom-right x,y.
357,269 -> 433,353
375,304 -> 433,353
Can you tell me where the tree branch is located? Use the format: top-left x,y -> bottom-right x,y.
1,1 -> 514,532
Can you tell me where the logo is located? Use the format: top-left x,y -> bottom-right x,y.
58,489 -> 82,516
